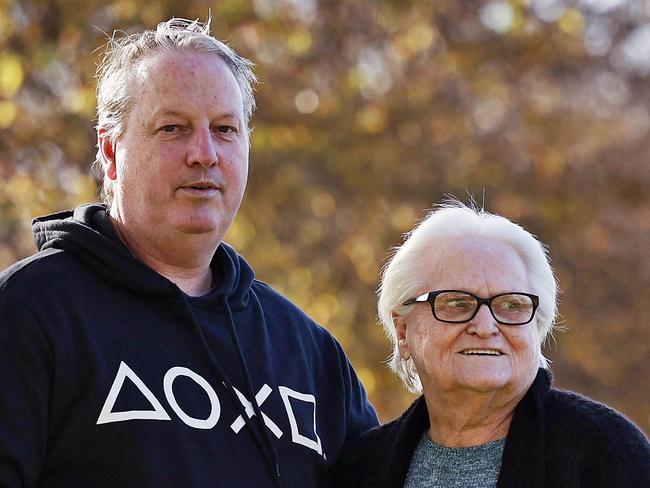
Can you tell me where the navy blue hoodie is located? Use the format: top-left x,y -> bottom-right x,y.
0,204 -> 378,487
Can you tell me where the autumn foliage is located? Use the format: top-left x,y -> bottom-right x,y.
1,0 -> 648,433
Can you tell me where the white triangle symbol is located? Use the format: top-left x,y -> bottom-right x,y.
96,361 -> 171,425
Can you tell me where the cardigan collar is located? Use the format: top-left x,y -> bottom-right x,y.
379,394 -> 430,486
378,368 -> 553,488
498,367 -> 551,487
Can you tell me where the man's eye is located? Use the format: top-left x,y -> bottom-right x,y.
217,126 -> 236,134
161,125 -> 178,133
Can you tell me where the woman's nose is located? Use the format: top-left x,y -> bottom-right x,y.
466,304 -> 500,337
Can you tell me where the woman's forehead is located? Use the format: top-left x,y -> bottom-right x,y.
418,238 -> 530,290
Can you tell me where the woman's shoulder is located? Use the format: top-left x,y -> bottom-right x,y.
547,387 -> 648,444
544,387 -> 650,479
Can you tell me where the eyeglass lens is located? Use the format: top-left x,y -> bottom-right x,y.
433,292 -> 535,324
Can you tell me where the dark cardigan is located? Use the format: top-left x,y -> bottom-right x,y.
324,369 -> 650,487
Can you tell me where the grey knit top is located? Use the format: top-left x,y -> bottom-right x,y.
403,433 -> 506,488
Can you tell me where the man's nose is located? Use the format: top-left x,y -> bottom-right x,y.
187,126 -> 218,168
466,304 -> 500,337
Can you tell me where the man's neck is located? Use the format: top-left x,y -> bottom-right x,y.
109,214 -> 216,296
138,253 -> 214,296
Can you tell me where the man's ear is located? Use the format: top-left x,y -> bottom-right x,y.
97,128 -> 117,181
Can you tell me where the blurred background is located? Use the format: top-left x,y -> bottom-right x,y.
1,0 -> 648,434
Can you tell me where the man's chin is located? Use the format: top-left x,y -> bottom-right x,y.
164,204 -> 236,240
177,220 -> 220,235
174,213 -> 231,238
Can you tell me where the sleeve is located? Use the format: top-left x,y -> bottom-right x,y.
0,292 -> 53,487
317,341 -> 378,488
336,342 -> 379,442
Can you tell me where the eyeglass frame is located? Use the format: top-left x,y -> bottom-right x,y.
401,290 -> 540,325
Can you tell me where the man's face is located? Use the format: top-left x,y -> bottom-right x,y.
102,49 -> 249,247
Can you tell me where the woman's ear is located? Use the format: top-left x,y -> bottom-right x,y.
393,311 -> 410,360
97,128 -> 117,181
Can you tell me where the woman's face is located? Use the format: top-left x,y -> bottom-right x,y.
395,238 -> 541,400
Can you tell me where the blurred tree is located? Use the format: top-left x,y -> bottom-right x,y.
1,0 -> 648,433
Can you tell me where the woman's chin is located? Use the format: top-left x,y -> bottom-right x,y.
454,367 -> 512,394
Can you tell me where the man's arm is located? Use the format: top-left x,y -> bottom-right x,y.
336,341 -> 378,442
0,292 -> 52,487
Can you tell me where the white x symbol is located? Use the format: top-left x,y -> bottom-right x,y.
230,384 -> 283,439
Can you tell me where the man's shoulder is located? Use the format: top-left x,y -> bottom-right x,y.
250,279 -> 332,334
250,278 -> 301,308
247,279 -> 366,379
0,248 -> 84,333
0,247 -> 71,294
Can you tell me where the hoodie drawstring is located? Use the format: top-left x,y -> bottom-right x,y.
222,296 -> 282,483
179,293 -> 282,488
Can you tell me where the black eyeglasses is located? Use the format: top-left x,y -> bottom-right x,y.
402,290 -> 539,325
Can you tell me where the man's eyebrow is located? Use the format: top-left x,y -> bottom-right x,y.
151,109 -> 185,118
214,111 -> 241,119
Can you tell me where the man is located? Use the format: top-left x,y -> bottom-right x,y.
0,18 -> 377,487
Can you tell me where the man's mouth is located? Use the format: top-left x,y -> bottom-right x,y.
177,180 -> 222,195
459,349 -> 503,356
183,182 -> 219,190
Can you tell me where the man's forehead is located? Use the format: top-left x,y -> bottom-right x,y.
132,49 -> 231,81
127,49 -> 244,113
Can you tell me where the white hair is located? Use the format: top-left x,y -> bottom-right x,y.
93,16 -> 257,204
377,200 -> 558,392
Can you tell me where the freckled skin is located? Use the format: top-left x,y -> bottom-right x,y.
101,50 -> 249,269
397,238 -> 540,401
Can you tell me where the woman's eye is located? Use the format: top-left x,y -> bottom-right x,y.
500,300 -> 524,311
448,299 -> 471,309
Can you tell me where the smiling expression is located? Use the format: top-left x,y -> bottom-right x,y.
395,237 -> 541,399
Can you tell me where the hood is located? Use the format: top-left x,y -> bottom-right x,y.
32,204 -> 255,305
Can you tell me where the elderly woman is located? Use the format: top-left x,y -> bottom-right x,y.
325,203 -> 650,487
